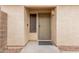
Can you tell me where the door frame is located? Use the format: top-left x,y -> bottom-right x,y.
29,12 -> 51,41
38,13 -> 51,41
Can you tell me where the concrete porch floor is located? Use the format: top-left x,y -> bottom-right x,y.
20,41 -> 60,53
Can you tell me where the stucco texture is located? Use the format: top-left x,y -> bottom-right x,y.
1,6 -> 25,46
57,6 -> 79,46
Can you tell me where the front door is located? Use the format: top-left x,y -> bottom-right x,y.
38,13 -> 52,45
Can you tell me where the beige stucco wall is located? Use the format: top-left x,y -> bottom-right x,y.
51,8 -> 56,45
24,8 -> 29,42
57,6 -> 79,46
1,6 -> 26,46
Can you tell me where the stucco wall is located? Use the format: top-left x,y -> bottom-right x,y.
24,8 -> 29,42
57,6 -> 79,46
51,8 -> 56,45
1,6 -> 25,46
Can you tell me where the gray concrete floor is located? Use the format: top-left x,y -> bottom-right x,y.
20,41 -> 60,53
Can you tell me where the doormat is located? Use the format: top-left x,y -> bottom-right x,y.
39,41 -> 52,45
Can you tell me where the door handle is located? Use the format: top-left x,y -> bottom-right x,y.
27,24 -> 28,27
39,25 -> 40,28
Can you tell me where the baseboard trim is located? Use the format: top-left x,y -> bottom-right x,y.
58,45 -> 79,51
